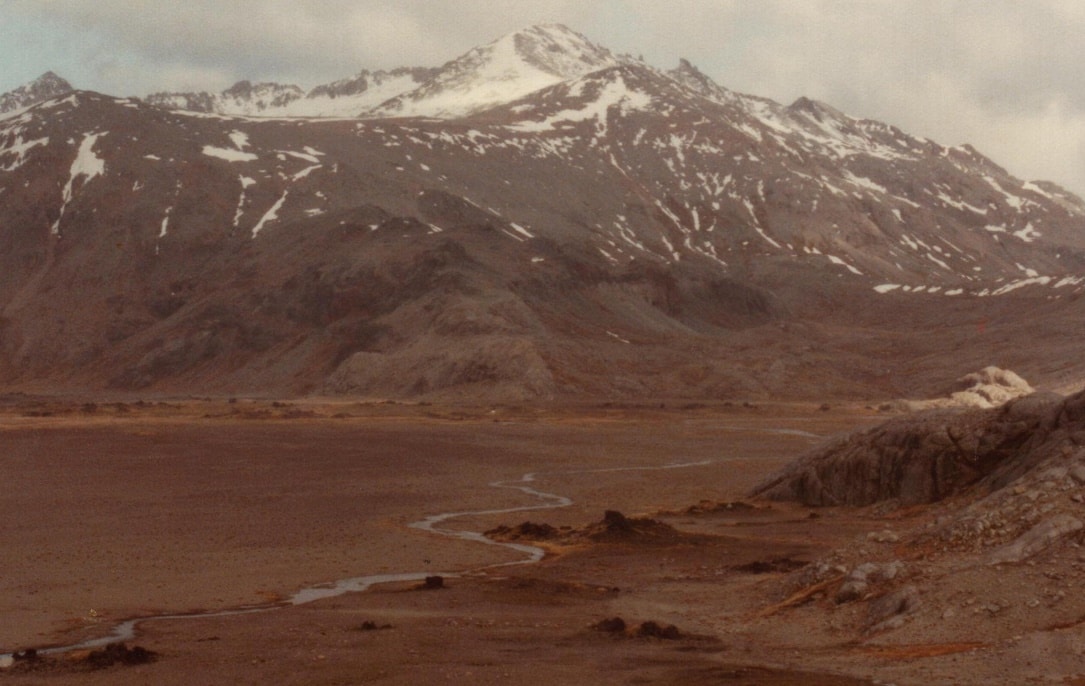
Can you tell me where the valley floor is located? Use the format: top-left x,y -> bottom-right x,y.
0,399 -> 1080,684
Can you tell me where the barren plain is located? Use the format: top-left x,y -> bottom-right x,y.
2,397 -> 1084,684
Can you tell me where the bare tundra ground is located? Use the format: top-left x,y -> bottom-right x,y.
2,398 -> 1083,684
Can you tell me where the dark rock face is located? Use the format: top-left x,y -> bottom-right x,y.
752,391 -> 1079,507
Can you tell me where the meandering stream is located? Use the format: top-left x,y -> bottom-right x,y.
2,459 -> 718,658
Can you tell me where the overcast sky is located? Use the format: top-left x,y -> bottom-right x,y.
3,1 -> 1085,195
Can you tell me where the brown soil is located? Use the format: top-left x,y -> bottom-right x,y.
0,398 -> 1080,684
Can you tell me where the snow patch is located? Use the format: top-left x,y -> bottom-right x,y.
159,208 -> 172,239
291,164 -> 321,181
280,149 -> 321,164
252,191 -> 288,237
1012,222 -> 1041,243
229,130 -> 250,150
934,190 -> 987,215
827,254 -> 863,275
606,330 -> 631,344
841,170 -> 888,195
509,76 -> 651,134
509,222 -> 535,239
203,145 -> 258,163
232,175 -> 256,227
53,132 -> 107,235
992,277 -> 1052,295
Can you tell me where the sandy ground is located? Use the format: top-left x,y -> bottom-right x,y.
3,398 -> 1079,684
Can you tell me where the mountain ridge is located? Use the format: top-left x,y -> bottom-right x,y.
1,26 -> 1084,400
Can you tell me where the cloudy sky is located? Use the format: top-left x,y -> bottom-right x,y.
3,1 -> 1085,195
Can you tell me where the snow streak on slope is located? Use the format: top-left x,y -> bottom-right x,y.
252,191 -> 287,237
203,146 -> 258,162
53,132 -> 106,235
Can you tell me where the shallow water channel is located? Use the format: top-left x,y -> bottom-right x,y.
2,460 -> 715,659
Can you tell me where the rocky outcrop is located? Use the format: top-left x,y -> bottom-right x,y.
752,390 -> 1078,506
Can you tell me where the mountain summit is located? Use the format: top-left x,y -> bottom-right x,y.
370,24 -> 621,118
0,72 -> 73,114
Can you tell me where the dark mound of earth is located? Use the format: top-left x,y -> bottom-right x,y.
486,510 -> 691,547
484,521 -> 561,541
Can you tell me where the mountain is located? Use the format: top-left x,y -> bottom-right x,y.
0,72 -> 73,114
1,26 -> 1084,401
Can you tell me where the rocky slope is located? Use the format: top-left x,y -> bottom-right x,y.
2,25 -> 1085,400
745,388 -> 1085,676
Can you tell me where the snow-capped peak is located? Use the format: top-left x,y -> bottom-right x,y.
368,24 -> 620,119
668,58 -> 736,104
0,71 -> 74,114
